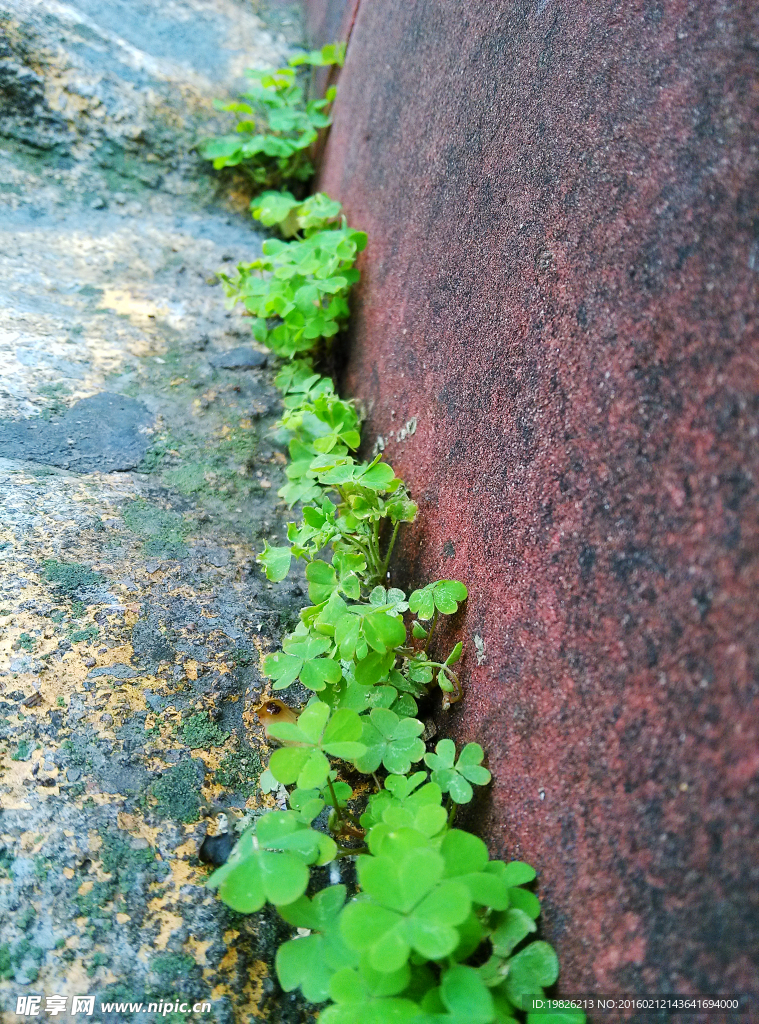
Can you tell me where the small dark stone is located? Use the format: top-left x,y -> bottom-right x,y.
198,831 -> 235,867
208,346 -> 267,370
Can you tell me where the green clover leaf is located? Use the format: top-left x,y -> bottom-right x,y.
503,940 -> 560,1006
485,861 -> 541,919
207,811 -> 335,912
340,833 -> 472,973
490,908 -> 538,957
439,830 -> 510,910
409,579 -> 468,620
275,885 -> 356,1002
258,541 -> 292,582
424,740 -> 491,804
440,964 -> 496,1023
323,678 -> 398,714
250,189 -> 300,227
354,708 -> 426,775
360,773 -> 448,839
354,649 -> 396,686
263,634 -> 342,692
320,961 -> 420,1024
305,559 -> 338,603
268,701 -> 366,788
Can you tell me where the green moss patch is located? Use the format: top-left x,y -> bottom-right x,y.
99,831 -> 156,893
215,744 -> 261,796
181,712 -> 229,750
148,759 -> 203,823
121,499 -> 191,558
43,560 -> 104,598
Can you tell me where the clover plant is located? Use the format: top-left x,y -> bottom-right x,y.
199,43 -> 345,190
201,48 -> 581,1024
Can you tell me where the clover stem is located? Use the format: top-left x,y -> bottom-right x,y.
380,520 -> 400,578
423,610 -> 439,653
326,775 -> 344,822
335,845 -> 368,858
447,799 -> 456,827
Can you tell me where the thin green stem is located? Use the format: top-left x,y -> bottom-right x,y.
423,610 -> 439,654
326,776 -> 344,823
380,520 -> 401,578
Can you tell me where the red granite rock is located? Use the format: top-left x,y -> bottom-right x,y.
309,0 -> 759,1004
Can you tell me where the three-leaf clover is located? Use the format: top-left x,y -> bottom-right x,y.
320,961 -> 419,1024
424,739 -> 491,803
360,773 -> 448,839
354,708 -> 426,775
439,830 -> 510,910
487,860 -> 542,920
340,831 -> 472,972
206,811 -> 334,912
408,579 -> 468,620
268,700 -> 366,789
263,631 -> 342,692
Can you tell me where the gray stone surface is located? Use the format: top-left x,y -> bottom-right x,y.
0,393 -> 153,471
0,0 -> 313,1020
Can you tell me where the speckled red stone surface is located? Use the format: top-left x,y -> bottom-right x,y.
308,0 -> 759,1002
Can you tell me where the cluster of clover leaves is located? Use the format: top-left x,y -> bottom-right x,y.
203,46 -> 583,1024
199,43 -> 345,190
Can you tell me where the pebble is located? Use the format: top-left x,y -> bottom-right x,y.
208,346 -> 267,370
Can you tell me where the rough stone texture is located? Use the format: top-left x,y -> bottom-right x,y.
313,0 -> 759,1005
0,393 -> 153,471
0,1 -> 314,1020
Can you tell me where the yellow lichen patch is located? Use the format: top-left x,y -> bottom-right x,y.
154,909 -> 185,951
185,936 -> 212,967
173,838 -> 198,859
116,812 -> 162,848
240,961 -> 268,1018
19,831 -> 47,854
87,830 -> 103,854
167,850 -> 202,891
0,759 -> 35,810
86,793 -> 126,806
216,946 -> 238,972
